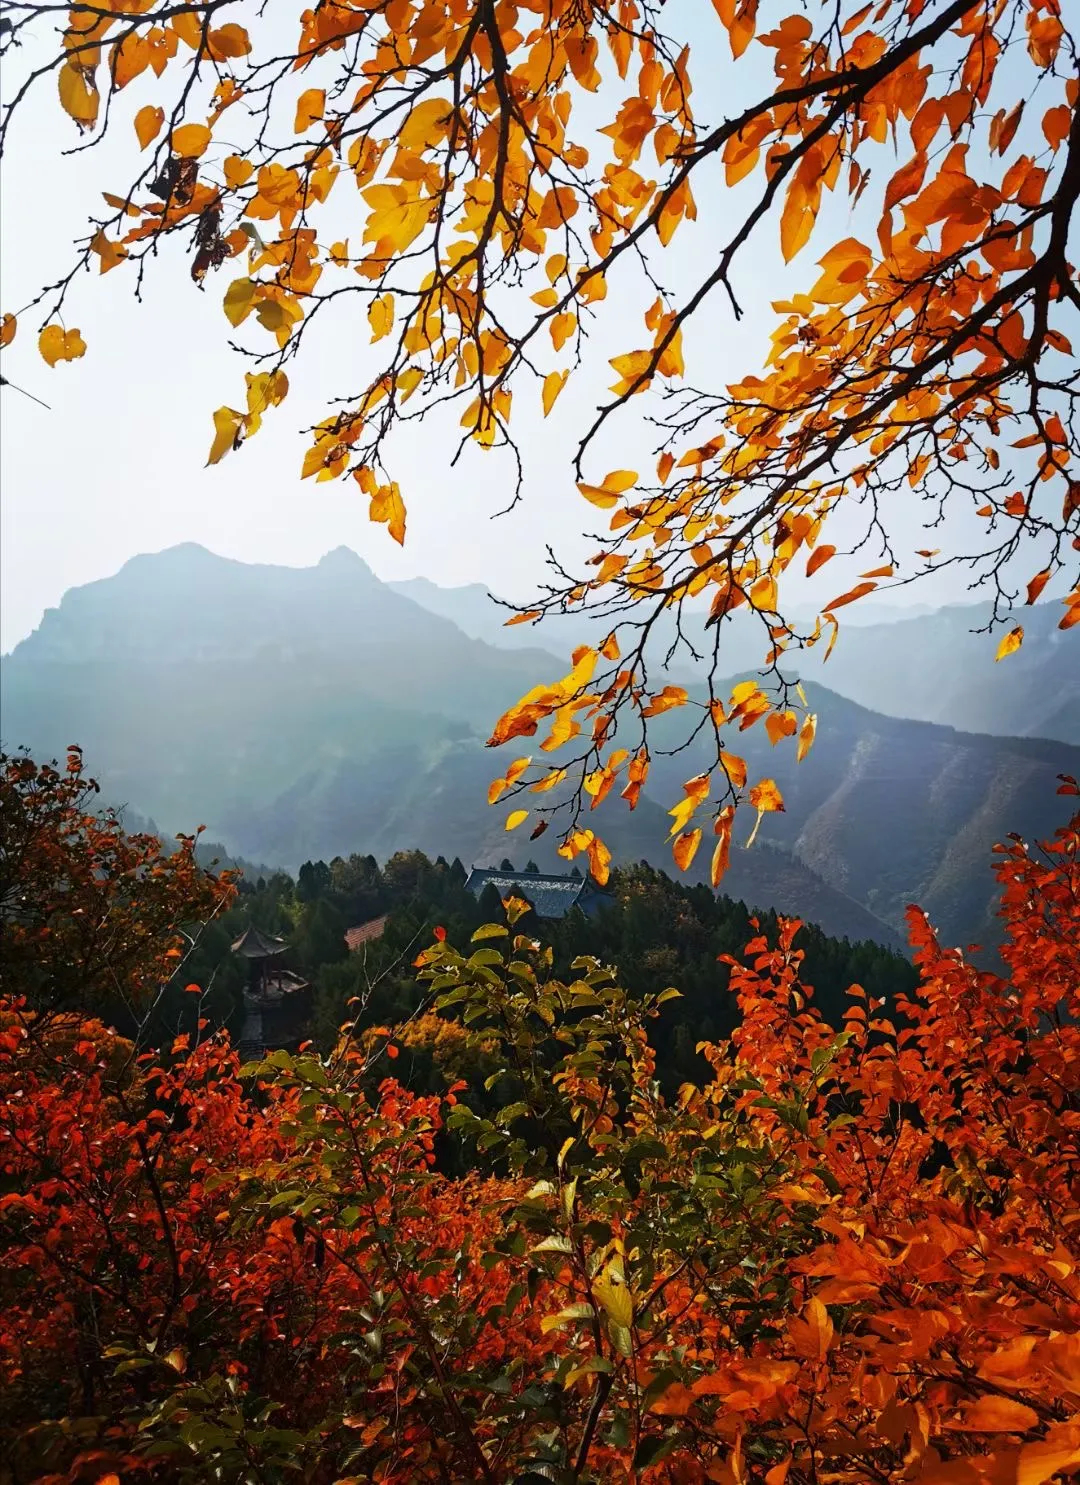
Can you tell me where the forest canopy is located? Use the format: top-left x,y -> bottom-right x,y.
1,0 -> 1077,875
2,749 -> 1079,1483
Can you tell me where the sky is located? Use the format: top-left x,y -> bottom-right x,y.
0,2 -> 1045,652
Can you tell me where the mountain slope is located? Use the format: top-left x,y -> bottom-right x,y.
643,680 -> 1077,948
3,544 -> 1074,954
393,578 -> 1078,744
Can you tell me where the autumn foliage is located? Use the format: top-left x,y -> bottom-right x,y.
1,0 -> 1076,873
3,754 -> 1079,1483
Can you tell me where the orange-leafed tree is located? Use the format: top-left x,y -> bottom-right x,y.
2,782 -> 1079,1481
0,0 -> 1077,874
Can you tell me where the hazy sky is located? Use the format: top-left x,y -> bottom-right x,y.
0,2 -> 1039,652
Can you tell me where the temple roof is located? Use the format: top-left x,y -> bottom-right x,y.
464,868 -> 605,920
231,925 -> 288,958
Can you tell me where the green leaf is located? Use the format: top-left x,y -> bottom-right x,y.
472,922 -> 509,941
634,1434 -> 677,1470
531,1234 -> 574,1254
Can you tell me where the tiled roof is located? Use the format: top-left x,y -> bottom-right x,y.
231,925 -> 288,958
345,915 -> 389,952
464,869 -> 602,920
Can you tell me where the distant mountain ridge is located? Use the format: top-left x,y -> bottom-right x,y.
391,575 -> 1078,745
3,544 -> 1076,954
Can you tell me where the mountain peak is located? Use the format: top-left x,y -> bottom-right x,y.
318,545 -> 372,573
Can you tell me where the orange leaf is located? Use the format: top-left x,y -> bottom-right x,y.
650,1380 -> 695,1416
1026,569 -> 1051,605
295,88 -> 325,133
824,580 -> 877,612
788,1296 -> 834,1360
955,1397 -> 1039,1432
643,685 -> 688,717
765,710 -> 797,746
720,752 -> 747,790
587,834 -> 612,885
711,805 -> 735,887
0,313 -> 15,348
673,828 -> 702,871
134,104 -> 164,149
806,544 -> 836,577
1015,1436 -> 1080,1485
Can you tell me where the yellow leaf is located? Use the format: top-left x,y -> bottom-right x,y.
542,370 -> 568,416
577,482 -> 619,509
551,311 -> 576,350
751,574 -> 778,612
749,778 -> 784,813
608,348 -> 653,396
58,63 -> 99,128
506,810 -> 529,831
0,313 -> 16,348
602,469 -> 638,493
673,828 -> 702,871
134,104 -> 164,149
366,479 -> 407,545
995,626 -> 1023,661
172,123 -> 211,158
796,713 -> 817,763
223,278 -> 256,327
207,405 -> 243,465
368,294 -> 394,342
38,325 -> 87,367
765,710 -> 797,746
295,88 -> 325,133
593,1264 -> 633,1328
90,230 -> 126,274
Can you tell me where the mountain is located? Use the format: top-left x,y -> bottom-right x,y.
3,544 -> 1075,954
791,600 -> 1078,743
642,681 -> 1076,950
394,578 -> 1078,744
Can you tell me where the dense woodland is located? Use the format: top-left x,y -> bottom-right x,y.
166,841 -> 916,1095
2,746 -> 1078,1483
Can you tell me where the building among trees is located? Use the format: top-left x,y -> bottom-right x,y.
463,864 -> 608,920
232,925 -> 311,1060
